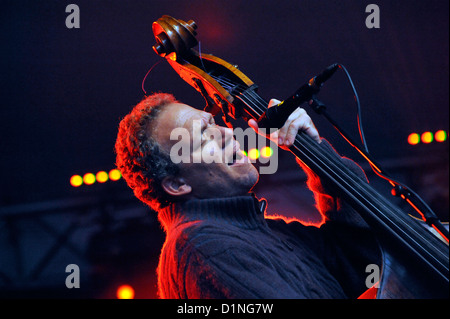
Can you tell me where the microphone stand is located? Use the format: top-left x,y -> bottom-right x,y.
308,95 -> 449,242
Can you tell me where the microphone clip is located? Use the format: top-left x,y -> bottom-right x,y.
309,96 -> 327,115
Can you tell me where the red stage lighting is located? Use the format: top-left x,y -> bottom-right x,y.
70,175 -> 83,187
109,169 -> 122,181
83,173 -> 96,185
407,133 -> 420,145
421,131 -> 433,144
248,148 -> 260,160
116,284 -> 135,299
96,171 -> 109,183
435,130 -> 447,142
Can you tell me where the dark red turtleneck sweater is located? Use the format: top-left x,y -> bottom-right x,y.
157,140 -> 381,298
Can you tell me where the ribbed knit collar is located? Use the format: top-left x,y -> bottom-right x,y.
158,193 -> 268,232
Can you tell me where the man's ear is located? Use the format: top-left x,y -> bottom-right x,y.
161,176 -> 192,197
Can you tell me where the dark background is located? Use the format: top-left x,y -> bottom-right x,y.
0,0 -> 448,298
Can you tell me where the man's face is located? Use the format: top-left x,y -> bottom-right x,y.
151,103 -> 259,199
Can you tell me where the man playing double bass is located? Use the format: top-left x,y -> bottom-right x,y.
115,92 -> 382,298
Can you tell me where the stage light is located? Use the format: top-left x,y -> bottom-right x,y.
109,169 -> 122,181
407,133 -> 420,145
421,131 -> 433,144
116,284 -> 135,299
83,173 -> 96,185
70,169 -> 122,187
260,146 -> 273,158
248,148 -> 260,160
96,171 -> 109,183
241,150 -> 248,157
70,175 -> 83,187
408,130 -> 448,145
435,130 -> 447,142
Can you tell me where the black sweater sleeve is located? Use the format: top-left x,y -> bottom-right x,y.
295,138 -> 382,298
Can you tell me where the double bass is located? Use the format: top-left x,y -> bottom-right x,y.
150,15 -> 449,298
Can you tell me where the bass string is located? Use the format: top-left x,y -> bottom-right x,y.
211,75 -> 249,95
238,90 -> 270,118
217,78 -> 424,240
294,132 -> 422,238
243,86 -> 428,251
238,77 -> 445,255
235,77 -> 447,263
209,73 -> 268,111
184,58 -> 447,275
235,92 -> 265,118
293,132 -> 448,264
210,74 -> 264,107
247,89 -> 271,111
214,73 -> 447,265
211,75 -> 267,116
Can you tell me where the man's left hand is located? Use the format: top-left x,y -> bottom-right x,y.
248,98 -> 322,149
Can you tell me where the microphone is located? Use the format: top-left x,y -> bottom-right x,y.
257,63 -> 339,130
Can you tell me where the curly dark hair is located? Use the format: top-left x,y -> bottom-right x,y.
115,93 -> 181,211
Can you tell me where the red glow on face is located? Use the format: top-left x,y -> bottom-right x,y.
116,285 -> 135,299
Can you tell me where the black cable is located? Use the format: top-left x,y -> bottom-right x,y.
315,64 -> 449,241
338,64 -> 369,154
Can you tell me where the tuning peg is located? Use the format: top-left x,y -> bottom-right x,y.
188,20 -> 197,28
153,43 -> 165,55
